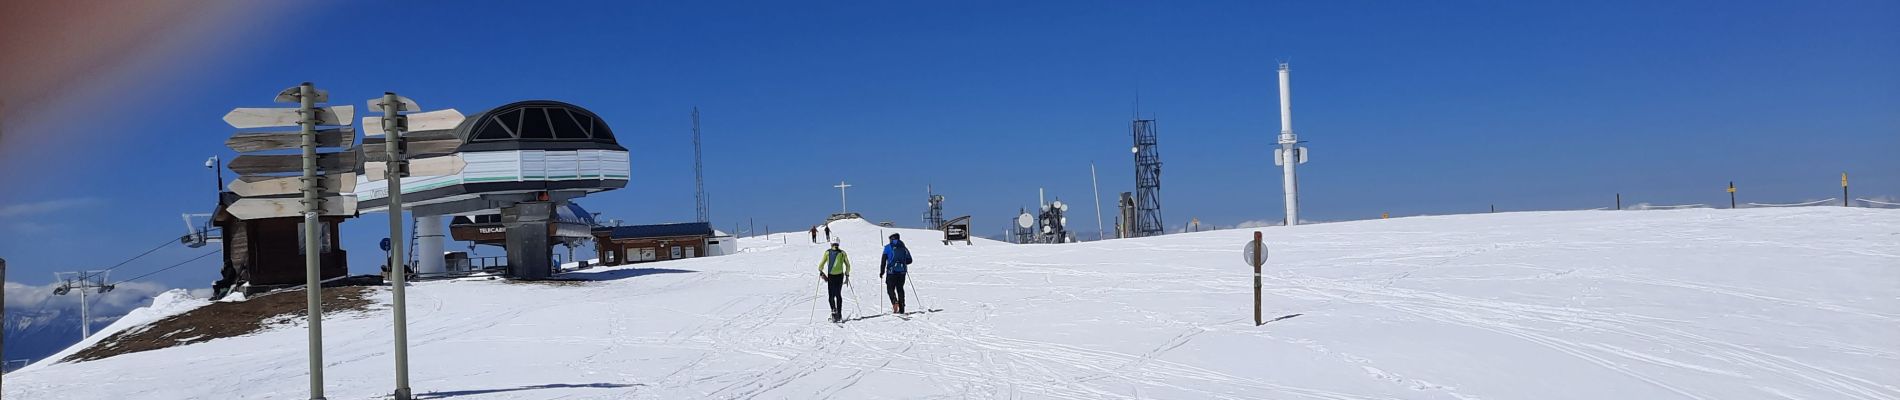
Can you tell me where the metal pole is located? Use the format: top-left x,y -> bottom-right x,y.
78,272 -> 91,339
382,92 -> 413,400
1090,162 -> 1104,241
1729,182 -> 1737,209
1616,193 -> 1621,210
1842,173 -> 1849,207
1251,231 -> 1262,326
1277,63 -> 1301,226
298,82 -> 326,400
1,257 -> 6,380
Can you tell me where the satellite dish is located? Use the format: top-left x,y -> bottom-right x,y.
1052,200 -> 1064,210
1060,217 -> 1068,226
1041,204 -> 1050,211
1041,226 -> 1052,233
1131,146 -> 1140,154
1016,213 -> 1034,228
1061,203 -> 1070,212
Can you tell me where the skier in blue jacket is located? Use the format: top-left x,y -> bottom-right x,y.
880,233 -> 912,314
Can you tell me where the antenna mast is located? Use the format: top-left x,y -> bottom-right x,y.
1275,63 -> 1309,226
1131,117 -> 1164,237
693,107 -> 709,223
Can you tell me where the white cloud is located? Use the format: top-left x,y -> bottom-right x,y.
0,197 -> 103,218
4,280 -> 178,319
1234,219 -> 1282,229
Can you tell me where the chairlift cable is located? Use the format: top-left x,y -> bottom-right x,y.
110,250 -> 220,285
98,236 -> 185,273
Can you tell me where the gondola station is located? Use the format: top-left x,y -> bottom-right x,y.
211,99 -> 631,293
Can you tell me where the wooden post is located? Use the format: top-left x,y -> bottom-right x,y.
1842,173 -> 1849,207
1616,193 -> 1622,210
1251,231 -> 1263,326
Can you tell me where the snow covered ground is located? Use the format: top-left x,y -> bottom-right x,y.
5,208 -> 1897,399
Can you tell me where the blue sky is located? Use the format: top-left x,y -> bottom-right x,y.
1,0 -> 1895,292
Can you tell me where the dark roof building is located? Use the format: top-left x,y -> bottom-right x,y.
591,222 -> 725,266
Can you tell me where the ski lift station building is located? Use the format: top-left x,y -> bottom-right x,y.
354,100 -> 630,217
353,100 -> 632,279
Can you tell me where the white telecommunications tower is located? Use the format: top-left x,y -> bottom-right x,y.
1273,62 -> 1309,226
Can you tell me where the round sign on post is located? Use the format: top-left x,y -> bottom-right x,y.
1242,240 -> 1267,267
380,238 -> 392,252
1244,231 -> 1266,326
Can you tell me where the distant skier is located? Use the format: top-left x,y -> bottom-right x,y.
824,225 -> 832,242
817,240 -> 852,323
810,226 -> 819,243
880,233 -> 912,314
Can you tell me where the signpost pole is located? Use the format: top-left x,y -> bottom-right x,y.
1728,182 -> 1737,209
295,83 -> 328,400
1251,232 -> 1263,326
1842,173 -> 1849,207
381,92 -> 414,400
2,257 -> 7,380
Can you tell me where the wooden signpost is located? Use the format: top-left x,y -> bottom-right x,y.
222,82 -> 354,400
225,196 -> 359,220
223,106 -> 355,128
362,108 -> 464,136
363,154 -> 466,182
225,128 -> 352,152
227,150 -> 361,175
229,173 -> 358,197
364,93 -> 468,400
1243,231 -> 1267,326
361,138 -> 460,162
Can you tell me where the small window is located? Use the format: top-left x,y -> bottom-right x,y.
473,121 -> 511,141
551,109 -> 588,139
518,108 -> 554,139
572,113 -> 595,136
591,120 -> 616,141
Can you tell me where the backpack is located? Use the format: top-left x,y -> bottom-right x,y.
892,242 -> 913,265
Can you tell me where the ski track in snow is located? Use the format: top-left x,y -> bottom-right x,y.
6,208 -> 1900,399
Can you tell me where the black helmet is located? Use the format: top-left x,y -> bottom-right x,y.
889,233 -> 901,240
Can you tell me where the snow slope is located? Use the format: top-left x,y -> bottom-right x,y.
6,208 -> 1897,399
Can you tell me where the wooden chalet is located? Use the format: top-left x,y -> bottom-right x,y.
591,222 -> 718,266
210,192 -> 348,297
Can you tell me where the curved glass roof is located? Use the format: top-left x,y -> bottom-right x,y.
453,100 -> 623,151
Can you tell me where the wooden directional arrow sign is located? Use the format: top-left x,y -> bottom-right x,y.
363,109 -> 465,136
223,105 -> 356,129
229,173 -> 358,197
224,128 -> 354,152
365,154 -> 466,182
228,196 -> 357,220
361,138 -> 462,162
228,149 -> 360,175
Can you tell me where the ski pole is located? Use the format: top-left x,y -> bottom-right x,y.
848,274 -> 866,318
907,273 -> 923,313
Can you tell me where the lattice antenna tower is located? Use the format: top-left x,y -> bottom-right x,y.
924,185 -> 946,229
1131,118 -> 1164,237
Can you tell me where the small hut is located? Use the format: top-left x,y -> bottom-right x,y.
591,222 -> 719,266
210,192 -> 348,297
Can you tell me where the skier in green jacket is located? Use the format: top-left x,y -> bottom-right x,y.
817,240 -> 852,322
